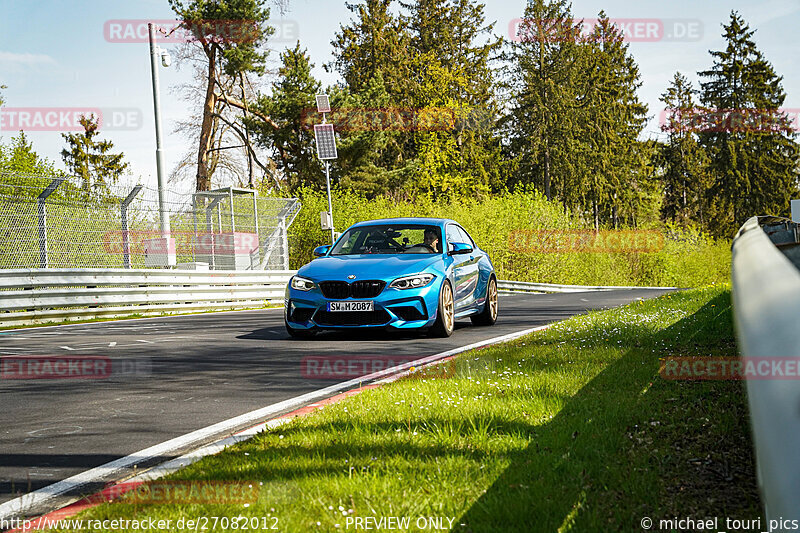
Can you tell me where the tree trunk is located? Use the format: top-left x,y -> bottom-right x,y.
544,143 -> 551,200
196,46 -> 217,192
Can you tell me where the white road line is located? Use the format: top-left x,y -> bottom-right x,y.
0,323 -> 550,521
59,346 -> 75,351
136,340 -> 155,344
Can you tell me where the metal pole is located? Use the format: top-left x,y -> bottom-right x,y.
280,217 -> 288,270
321,111 -> 335,245
205,207 -> 215,270
121,185 -> 143,269
37,200 -> 47,269
229,188 -> 236,233
192,194 -> 198,262
325,160 -> 334,244
148,23 -> 170,238
36,176 -> 66,269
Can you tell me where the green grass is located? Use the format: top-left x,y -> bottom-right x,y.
50,286 -> 759,532
0,305 -> 281,331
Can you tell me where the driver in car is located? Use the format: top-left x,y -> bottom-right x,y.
422,229 -> 440,253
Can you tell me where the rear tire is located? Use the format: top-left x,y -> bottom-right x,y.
431,280 -> 455,337
471,276 -> 498,326
285,319 -> 316,339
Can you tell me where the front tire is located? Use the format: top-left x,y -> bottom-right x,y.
431,280 -> 455,337
471,276 -> 498,326
285,319 -> 316,339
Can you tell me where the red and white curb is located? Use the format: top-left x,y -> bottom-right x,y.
2,324 -> 550,532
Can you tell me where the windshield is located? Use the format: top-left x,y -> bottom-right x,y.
330,224 -> 442,255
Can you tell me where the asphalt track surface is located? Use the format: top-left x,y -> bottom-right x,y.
0,289 -> 672,507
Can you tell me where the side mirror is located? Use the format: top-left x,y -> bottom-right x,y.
313,245 -> 331,257
448,242 -> 473,255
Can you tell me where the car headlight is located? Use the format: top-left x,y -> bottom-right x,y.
290,276 -> 316,291
389,273 -> 435,290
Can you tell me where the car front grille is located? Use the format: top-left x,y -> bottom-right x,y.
319,281 -> 350,299
351,280 -> 386,298
313,309 -> 391,326
319,280 -> 386,299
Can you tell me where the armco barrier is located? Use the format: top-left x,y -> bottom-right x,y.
0,268 -> 296,327
0,271 -> 675,328
497,279 -> 677,293
732,216 -> 800,527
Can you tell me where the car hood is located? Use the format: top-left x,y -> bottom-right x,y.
298,254 -> 442,281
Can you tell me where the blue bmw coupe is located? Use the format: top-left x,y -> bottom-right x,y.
284,218 -> 499,338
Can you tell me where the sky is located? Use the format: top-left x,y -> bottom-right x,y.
1,0 -> 799,193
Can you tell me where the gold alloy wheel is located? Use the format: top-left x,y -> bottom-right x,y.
442,282 -> 455,333
488,278 -> 498,320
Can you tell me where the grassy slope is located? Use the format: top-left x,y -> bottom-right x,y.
52,286 -> 759,532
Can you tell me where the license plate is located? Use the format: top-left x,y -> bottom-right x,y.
327,301 -> 374,312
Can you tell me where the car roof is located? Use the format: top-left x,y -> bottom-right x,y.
349,217 -> 456,228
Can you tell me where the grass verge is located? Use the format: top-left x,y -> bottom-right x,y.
48,286 -> 760,532
0,305 -> 281,332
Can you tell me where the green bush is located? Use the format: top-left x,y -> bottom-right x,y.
283,188 -> 731,287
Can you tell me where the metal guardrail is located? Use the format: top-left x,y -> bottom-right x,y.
732,216 -> 800,525
497,280 -> 677,293
0,268 -> 297,327
0,272 -> 677,328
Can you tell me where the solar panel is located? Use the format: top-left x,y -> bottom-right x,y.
314,124 -> 338,160
316,94 -> 331,113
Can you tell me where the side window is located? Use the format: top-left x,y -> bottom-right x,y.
446,224 -> 461,252
455,226 -> 475,247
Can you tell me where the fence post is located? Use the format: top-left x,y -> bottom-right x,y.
120,185 -> 143,269
281,217 -> 288,270
206,194 -> 225,270
37,176 -> 66,269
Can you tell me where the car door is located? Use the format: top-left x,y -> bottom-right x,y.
453,225 -> 481,310
446,224 -> 473,311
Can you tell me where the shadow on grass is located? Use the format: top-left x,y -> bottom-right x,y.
456,291 -> 759,532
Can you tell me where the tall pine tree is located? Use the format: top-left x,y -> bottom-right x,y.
61,115 -> 129,193
168,0 -> 274,191
403,0 -> 504,196
658,72 -> 710,226
505,0 -> 586,201
698,11 -> 799,236
250,43 -> 323,193
578,14 -> 648,229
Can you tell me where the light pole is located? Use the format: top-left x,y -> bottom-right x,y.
314,94 -> 338,244
148,22 -> 171,237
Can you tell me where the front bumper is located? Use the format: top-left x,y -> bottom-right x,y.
285,281 -> 440,330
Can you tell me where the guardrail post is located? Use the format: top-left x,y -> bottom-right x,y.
37,176 -> 66,268
120,185 -> 143,269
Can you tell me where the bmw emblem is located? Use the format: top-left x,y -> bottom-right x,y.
348,275 -> 356,279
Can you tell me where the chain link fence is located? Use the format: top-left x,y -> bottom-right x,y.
0,172 -> 300,270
